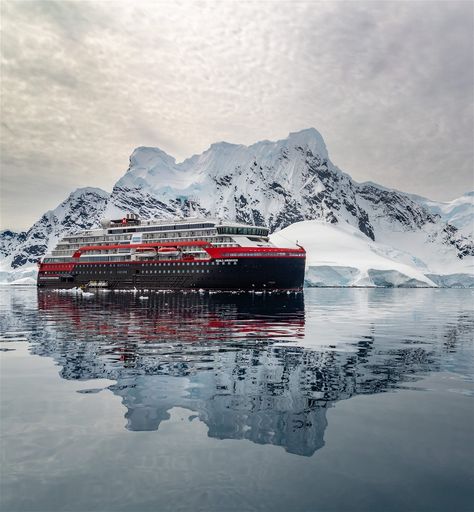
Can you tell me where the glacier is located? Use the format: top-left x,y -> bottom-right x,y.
1,128 -> 473,287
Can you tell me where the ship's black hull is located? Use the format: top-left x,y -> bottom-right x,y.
37,256 -> 306,291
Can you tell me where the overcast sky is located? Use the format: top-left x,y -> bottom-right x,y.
1,0 -> 473,231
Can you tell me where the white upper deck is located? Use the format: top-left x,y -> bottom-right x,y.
45,216 -> 272,262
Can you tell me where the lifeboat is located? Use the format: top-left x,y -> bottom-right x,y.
135,246 -> 158,260
157,246 -> 180,258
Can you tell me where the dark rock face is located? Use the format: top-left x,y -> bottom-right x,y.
0,230 -> 26,258
434,224 -> 474,259
358,184 -> 438,229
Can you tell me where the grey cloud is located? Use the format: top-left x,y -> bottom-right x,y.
1,0 -> 473,230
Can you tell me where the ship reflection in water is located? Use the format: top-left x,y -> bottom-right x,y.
12,289 -> 470,457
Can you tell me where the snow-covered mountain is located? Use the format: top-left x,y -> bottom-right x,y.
1,128 -> 473,286
1,188 -> 109,269
107,129 -> 374,236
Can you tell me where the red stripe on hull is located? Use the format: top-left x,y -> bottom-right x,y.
205,248 -> 305,259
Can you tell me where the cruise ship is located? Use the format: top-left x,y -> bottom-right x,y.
37,215 -> 306,291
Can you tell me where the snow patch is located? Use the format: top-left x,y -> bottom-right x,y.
271,220 -> 437,287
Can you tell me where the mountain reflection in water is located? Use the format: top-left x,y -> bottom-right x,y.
2,288 -> 473,457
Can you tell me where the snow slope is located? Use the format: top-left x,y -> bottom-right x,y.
270,221 -> 438,287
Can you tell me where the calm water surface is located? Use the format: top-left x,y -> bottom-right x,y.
1,287 -> 473,512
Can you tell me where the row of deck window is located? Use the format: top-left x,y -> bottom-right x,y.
42,262 -> 240,276
108,223 -> 216,234
72,261 -> 239,273
217,227 -> 268,236
76,261 -> 237,268
142,269 -> 211,274
73,268 -> 214,275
